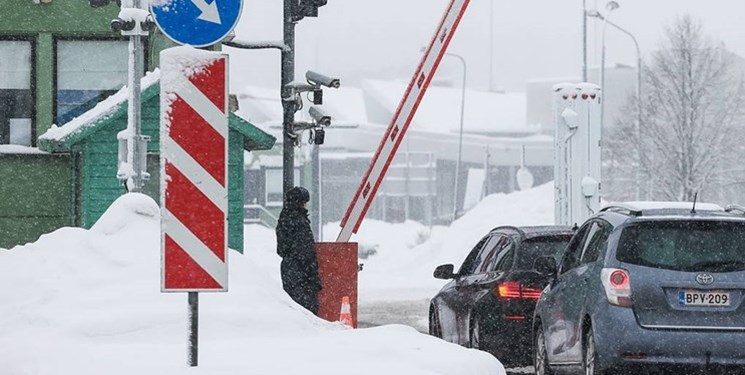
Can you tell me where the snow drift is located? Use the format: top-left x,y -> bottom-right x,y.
0,193 -> 503,375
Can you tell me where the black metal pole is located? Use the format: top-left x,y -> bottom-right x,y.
188,292 -> 198,367
311,143 -> 321,240
282,0 -> 296,200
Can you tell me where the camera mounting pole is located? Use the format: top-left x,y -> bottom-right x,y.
281,0 -> 297,199
114,0 -> 152,193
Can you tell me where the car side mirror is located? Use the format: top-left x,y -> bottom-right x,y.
534,257 -> 558,277
433,264 -> 457,280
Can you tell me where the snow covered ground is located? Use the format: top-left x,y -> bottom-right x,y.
0,193 -> 503,375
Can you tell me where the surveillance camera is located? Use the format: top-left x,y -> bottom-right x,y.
306,71 -> 340,89
309,106 -> 331,127
111,17 -> 135,32
140,16 -> 156,32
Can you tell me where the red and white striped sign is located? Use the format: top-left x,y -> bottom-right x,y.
337,0 -> 471,242
160,48 -> 229,292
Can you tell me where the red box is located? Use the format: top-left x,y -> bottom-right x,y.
316,242 -> 358,328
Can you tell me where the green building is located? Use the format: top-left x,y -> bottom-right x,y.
0,1 -> 275,250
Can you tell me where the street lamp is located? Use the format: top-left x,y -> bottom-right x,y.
598,1 -> 619,131
420,48 -> 467,221
588,3 -> 644,200
447,52 -> 467,222
582,0 -> 588,82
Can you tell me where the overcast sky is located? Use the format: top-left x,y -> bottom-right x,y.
227,0 -> 745,92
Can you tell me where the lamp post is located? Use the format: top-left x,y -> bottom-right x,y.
598,1 -> 619,131
489,0 -> 495,90
446,52 -> 467,222
588,5 -> 644,200
582,0 -> 588,82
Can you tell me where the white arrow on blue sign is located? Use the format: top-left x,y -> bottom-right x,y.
151,0 -> 243,48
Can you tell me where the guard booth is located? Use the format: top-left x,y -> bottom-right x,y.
317,242 -> 359,328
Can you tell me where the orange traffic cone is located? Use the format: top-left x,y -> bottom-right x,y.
339,296 -> 354,328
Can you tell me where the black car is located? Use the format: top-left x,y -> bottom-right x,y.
428,225 -> 574,366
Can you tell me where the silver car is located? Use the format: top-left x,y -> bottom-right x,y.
533,202 -> 745,375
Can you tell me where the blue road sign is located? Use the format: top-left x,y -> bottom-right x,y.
151,0 -> 243,48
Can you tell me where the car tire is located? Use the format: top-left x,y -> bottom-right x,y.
534,326 -> 554,375
469,313 -> 481,350
429,306 -> 442,338
583,326 -> 605,375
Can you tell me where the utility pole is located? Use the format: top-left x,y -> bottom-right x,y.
282,0 -> 297,198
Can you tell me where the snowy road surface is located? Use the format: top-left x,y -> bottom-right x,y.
358,299 -> 534,375
358,299 -> 430,332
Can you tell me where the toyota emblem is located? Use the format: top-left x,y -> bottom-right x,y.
696,273 -> 715,285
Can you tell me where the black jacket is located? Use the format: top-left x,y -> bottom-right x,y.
276,207 -> 321,292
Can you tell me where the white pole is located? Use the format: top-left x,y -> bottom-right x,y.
599,1 -> 619,132
450,53 -> 467,222
582,0 -> 588,82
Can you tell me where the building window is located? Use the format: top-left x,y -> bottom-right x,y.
0,40 -> 34,146
55,39 -> 130,125
265,168 -> 300,206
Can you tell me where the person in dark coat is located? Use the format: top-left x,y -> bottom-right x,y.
276,186 -> 322,315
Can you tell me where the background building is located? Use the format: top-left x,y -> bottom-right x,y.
238,79 -> 554,228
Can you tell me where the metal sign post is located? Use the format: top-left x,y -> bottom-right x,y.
160,48 -> 230,367
337,0 -> 471,242
153,0 -> 241,367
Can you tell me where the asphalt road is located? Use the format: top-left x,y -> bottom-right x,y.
358,299 -> 534,374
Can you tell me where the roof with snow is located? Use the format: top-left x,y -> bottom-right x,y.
362,79 -> 537,136
38,69 -> 276,153
234,81 -> 554,166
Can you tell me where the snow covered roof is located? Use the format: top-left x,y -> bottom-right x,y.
40,69 -> 161,144
362,79 -> 536,136
37,69 -> 275,153
235,81 -> 554,166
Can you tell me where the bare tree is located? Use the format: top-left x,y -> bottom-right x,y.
605,15 -> 745,203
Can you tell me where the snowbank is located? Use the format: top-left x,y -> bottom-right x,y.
0,193 -> 503,375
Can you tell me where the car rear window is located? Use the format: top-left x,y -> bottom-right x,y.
616,220 -> 745,272
517,236 -> 572,269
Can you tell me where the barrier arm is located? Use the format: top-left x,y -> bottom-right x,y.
336,0 -> 471,242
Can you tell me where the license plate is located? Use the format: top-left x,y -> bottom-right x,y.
678,290 -> 731,306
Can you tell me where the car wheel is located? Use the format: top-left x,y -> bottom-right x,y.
534,326 -> 554,375
583,326 -> 601,375
469,313 -> 481,349
429,307 -> 442,338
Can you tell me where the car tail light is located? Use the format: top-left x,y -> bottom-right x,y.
497,282 -> 543,300
601,268 -> 633,307
504,315 -> 527,320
